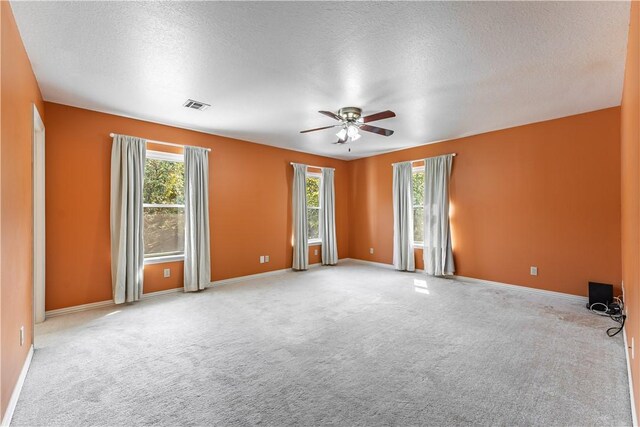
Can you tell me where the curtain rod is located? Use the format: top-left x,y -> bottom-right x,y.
391,153 -> 456,166
110,133 -> 212,152
290,162 -> 335,171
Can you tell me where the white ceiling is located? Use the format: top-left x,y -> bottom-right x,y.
12,1 -> 631,160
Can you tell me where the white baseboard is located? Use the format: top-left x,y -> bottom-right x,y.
1,345 -> 34,427
209,267 -> 292,287
45,262 -> 341,317
625,329 -> 639,427
452,275 -> 587,304
45,287 -> 183,318
45,299 -> 115,318
343,258 -> 396,270
345,257 -> 586,303
208,261 -> 334,288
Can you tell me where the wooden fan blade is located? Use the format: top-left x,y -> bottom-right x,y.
300,125 -> 339,134
360,124 -> 394,136
318,110 -> 343,121
362,110 -> 396,123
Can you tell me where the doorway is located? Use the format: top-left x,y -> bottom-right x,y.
33,105 -> 45,326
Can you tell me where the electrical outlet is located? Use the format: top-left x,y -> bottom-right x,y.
260,256 -> 265,264
370,248 -> 374,254
19,326 -> 24,346
163,268 -> 171,278
314,249 -> 318,255
530,266 -> 538,276
265,255 -> 270,263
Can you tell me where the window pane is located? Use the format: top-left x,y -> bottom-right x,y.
307,207 -> 320,240
413,207 -> 424,243
412,171 -> 424,207
306,176 -> 320,208
144,207 -> 185,257
144,159 -> 185,205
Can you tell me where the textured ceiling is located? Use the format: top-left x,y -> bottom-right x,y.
11,1 -> 631,160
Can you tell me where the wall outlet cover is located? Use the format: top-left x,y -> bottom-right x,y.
20,326 -> 24,346
163,268 -> 171,278
260,256 -> 265,264
265,255 -> 270,262
370,248 -> 374,254
530,266 -> 538,276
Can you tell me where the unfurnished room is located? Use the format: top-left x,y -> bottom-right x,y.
0,1 -> 639,426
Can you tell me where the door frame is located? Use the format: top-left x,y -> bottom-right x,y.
32,104 -> 45,328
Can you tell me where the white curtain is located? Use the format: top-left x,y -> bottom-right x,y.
292,163 -> 308,270
320,168 -> 338,265
184,147 -> 211,292
423,154 -> 455,276
392,162 -> 415,271
110,134 -> 146,304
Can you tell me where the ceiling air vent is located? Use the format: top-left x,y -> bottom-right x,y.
183,99 -> 210,111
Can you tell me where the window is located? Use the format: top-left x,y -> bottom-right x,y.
306,173 -> 321,244
143,150 -> 185,262
412,168 -> 425,245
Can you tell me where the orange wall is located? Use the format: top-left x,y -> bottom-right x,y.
621,0 -> 639,418
0,1 -> 44,418
349,108 -> 622,297
44,102 -> 349,310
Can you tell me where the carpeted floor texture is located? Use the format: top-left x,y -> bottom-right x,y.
12,261 -> 631,426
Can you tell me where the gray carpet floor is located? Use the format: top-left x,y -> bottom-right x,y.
12,261 -> 632,426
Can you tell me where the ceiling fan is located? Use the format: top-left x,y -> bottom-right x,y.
300,107 -> 396,144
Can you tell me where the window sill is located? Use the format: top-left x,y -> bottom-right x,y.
413,243 -> 424,248
308,240 -> 322,246
144,254 -> 184,265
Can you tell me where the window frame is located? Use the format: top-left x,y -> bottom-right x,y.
412,166 -> 425,248
306,171 -> 322,246
143,150 -> 186,265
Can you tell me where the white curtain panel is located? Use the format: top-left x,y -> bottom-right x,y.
392,162 -> 415,271
184,147 -> 212,292
110,134 -> 146,304
292,163 -> 309,270
320,168 -> 338,265
423,154 -> 455,276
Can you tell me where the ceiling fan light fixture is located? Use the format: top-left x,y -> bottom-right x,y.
336,128 -> 347,140
350,133 -> 361,141
347,125 -> 359,138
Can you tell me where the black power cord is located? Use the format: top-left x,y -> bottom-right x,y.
607,314 -> 626,337
587,296 -> 625,337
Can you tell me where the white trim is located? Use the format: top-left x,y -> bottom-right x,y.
32,104 -> 46,326
45,299 -> 114,318
143,203 -> 184,209
209,268 -> 292,287
344,258 -> 586,302
141,287 -> 183,299
344,258 -> 396,270
144,254 -> 185,265
308,239 -> 322,246
625,328 -> 639,427
1,345 -> 34,427
452,275 -> 587,303
146,149 -> 184,162
45,287 -> 183,318
208,262 -> 329,287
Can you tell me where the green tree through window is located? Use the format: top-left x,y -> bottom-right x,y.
412,170 -> 425,243
306,175 -> 321,240
143,153 -> 185,258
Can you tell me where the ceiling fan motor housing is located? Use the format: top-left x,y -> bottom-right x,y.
338,107 -> 362,123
